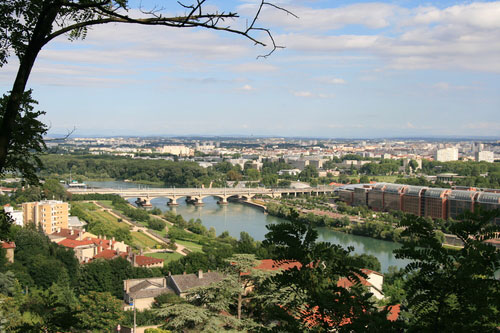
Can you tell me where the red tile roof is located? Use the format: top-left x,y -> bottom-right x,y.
58,238 -> 94,248
387,304 -> 401,321
51,228 -> 81,240
94,249 -> 119,260
254,259 -> 302,271
1,241 -> 15,249
134,255 -> 163,266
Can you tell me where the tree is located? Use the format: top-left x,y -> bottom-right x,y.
395,209 -> 500,331
261,220 -> 398,332
299,165 -> 319,182
0,0 -> 291,182
75,291 -> 124,331
359,175 -> 370,184
0,91 -> 47,184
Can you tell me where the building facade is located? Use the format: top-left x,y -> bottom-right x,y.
22,200 -> 69,234
435,147 -> 458,162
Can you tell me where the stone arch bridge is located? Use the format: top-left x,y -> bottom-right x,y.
68,186 -> 335,207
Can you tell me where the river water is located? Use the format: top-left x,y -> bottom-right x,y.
87,181 -> 410,272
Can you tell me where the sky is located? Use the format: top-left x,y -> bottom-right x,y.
1,0 -> 500,138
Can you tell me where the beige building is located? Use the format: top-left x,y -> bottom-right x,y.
22,200 -> 69,234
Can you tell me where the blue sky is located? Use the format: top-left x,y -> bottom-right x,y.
1,0 -> 499,138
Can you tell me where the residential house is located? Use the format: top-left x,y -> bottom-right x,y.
167,270 -> 225,298
1,241 -> 15,263
123,277 -> 173,310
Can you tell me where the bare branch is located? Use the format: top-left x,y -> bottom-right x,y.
45,1 -> 296,58
263,2 -> 299,19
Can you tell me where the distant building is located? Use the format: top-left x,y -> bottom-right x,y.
22,200 -> 69,234
278,169 -> 301,176
475,151 -> 494,163
157,145 -> 193,156
3,204 -> 23,226
435,147 -> 458,162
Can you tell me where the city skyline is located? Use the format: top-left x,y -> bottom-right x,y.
1,0 -> 500,137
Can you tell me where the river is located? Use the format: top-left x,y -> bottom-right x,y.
86,181 -> 411,272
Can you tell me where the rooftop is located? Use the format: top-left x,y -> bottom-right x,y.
170,271 -> 224,293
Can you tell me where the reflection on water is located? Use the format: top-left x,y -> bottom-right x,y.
142,196 -> 410,273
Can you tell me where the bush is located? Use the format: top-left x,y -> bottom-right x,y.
148,219 -> 166,231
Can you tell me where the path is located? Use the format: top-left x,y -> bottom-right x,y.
91,201 -> 187,256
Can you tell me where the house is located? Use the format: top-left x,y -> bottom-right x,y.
167,270 -> 225,298
254,260 -> 385,300
123,277 -> 173,310
337,269 -> 385,300
1,241 -> 15,263
123,270 -> 224,310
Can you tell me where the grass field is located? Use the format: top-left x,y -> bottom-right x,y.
73,202 -> 98,211
131,231 -> 160,249
176,240 -> 204,253
145,252 -> 183,264
97,200 -> 114,209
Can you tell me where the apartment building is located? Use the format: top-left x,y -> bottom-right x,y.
22,200 -> 69,234
435,147 -> 458,162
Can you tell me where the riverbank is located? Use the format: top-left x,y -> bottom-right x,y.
262,200 -> 467,249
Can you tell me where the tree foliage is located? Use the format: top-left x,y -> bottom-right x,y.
395,209 -> 500,331
75,291 -> 124,331
0,90 -> 46,184
261,220 -> 398,332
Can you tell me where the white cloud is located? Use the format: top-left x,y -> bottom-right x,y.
230,62 -> 279,72
240,2 -> 399,31
240,84 -> 254,91
293,91 -> 313,97
292,91 -> 334,98
316,77 -> 346,85
432,82 -> 476,91
266,2 -> 500,73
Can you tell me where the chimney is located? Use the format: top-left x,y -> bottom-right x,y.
112,237 -> 115,242
98,246 -> 103,253
70,229 -> 74,235
57,227 -> 61,233
198,269 -> 203,279
168,271 -> 171,276
103,235 -> 107,240
140,249 -> 143,255
183,271 -> 186,275
207,269 -> 211,273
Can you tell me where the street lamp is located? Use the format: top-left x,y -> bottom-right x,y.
128,297 -> 136,333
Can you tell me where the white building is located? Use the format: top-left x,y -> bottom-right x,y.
435,147 -> 458,162
4,205 -> 24,227
157,145 -> 193,156
475,151 -> 494,163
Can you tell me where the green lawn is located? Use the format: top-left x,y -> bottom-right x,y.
131,231 -> 160,249
369,175 -> 399,183
97,200 -> 114,209
145,252 -> 183,264
73,202 -> 98,211
176,240 -> 204,253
